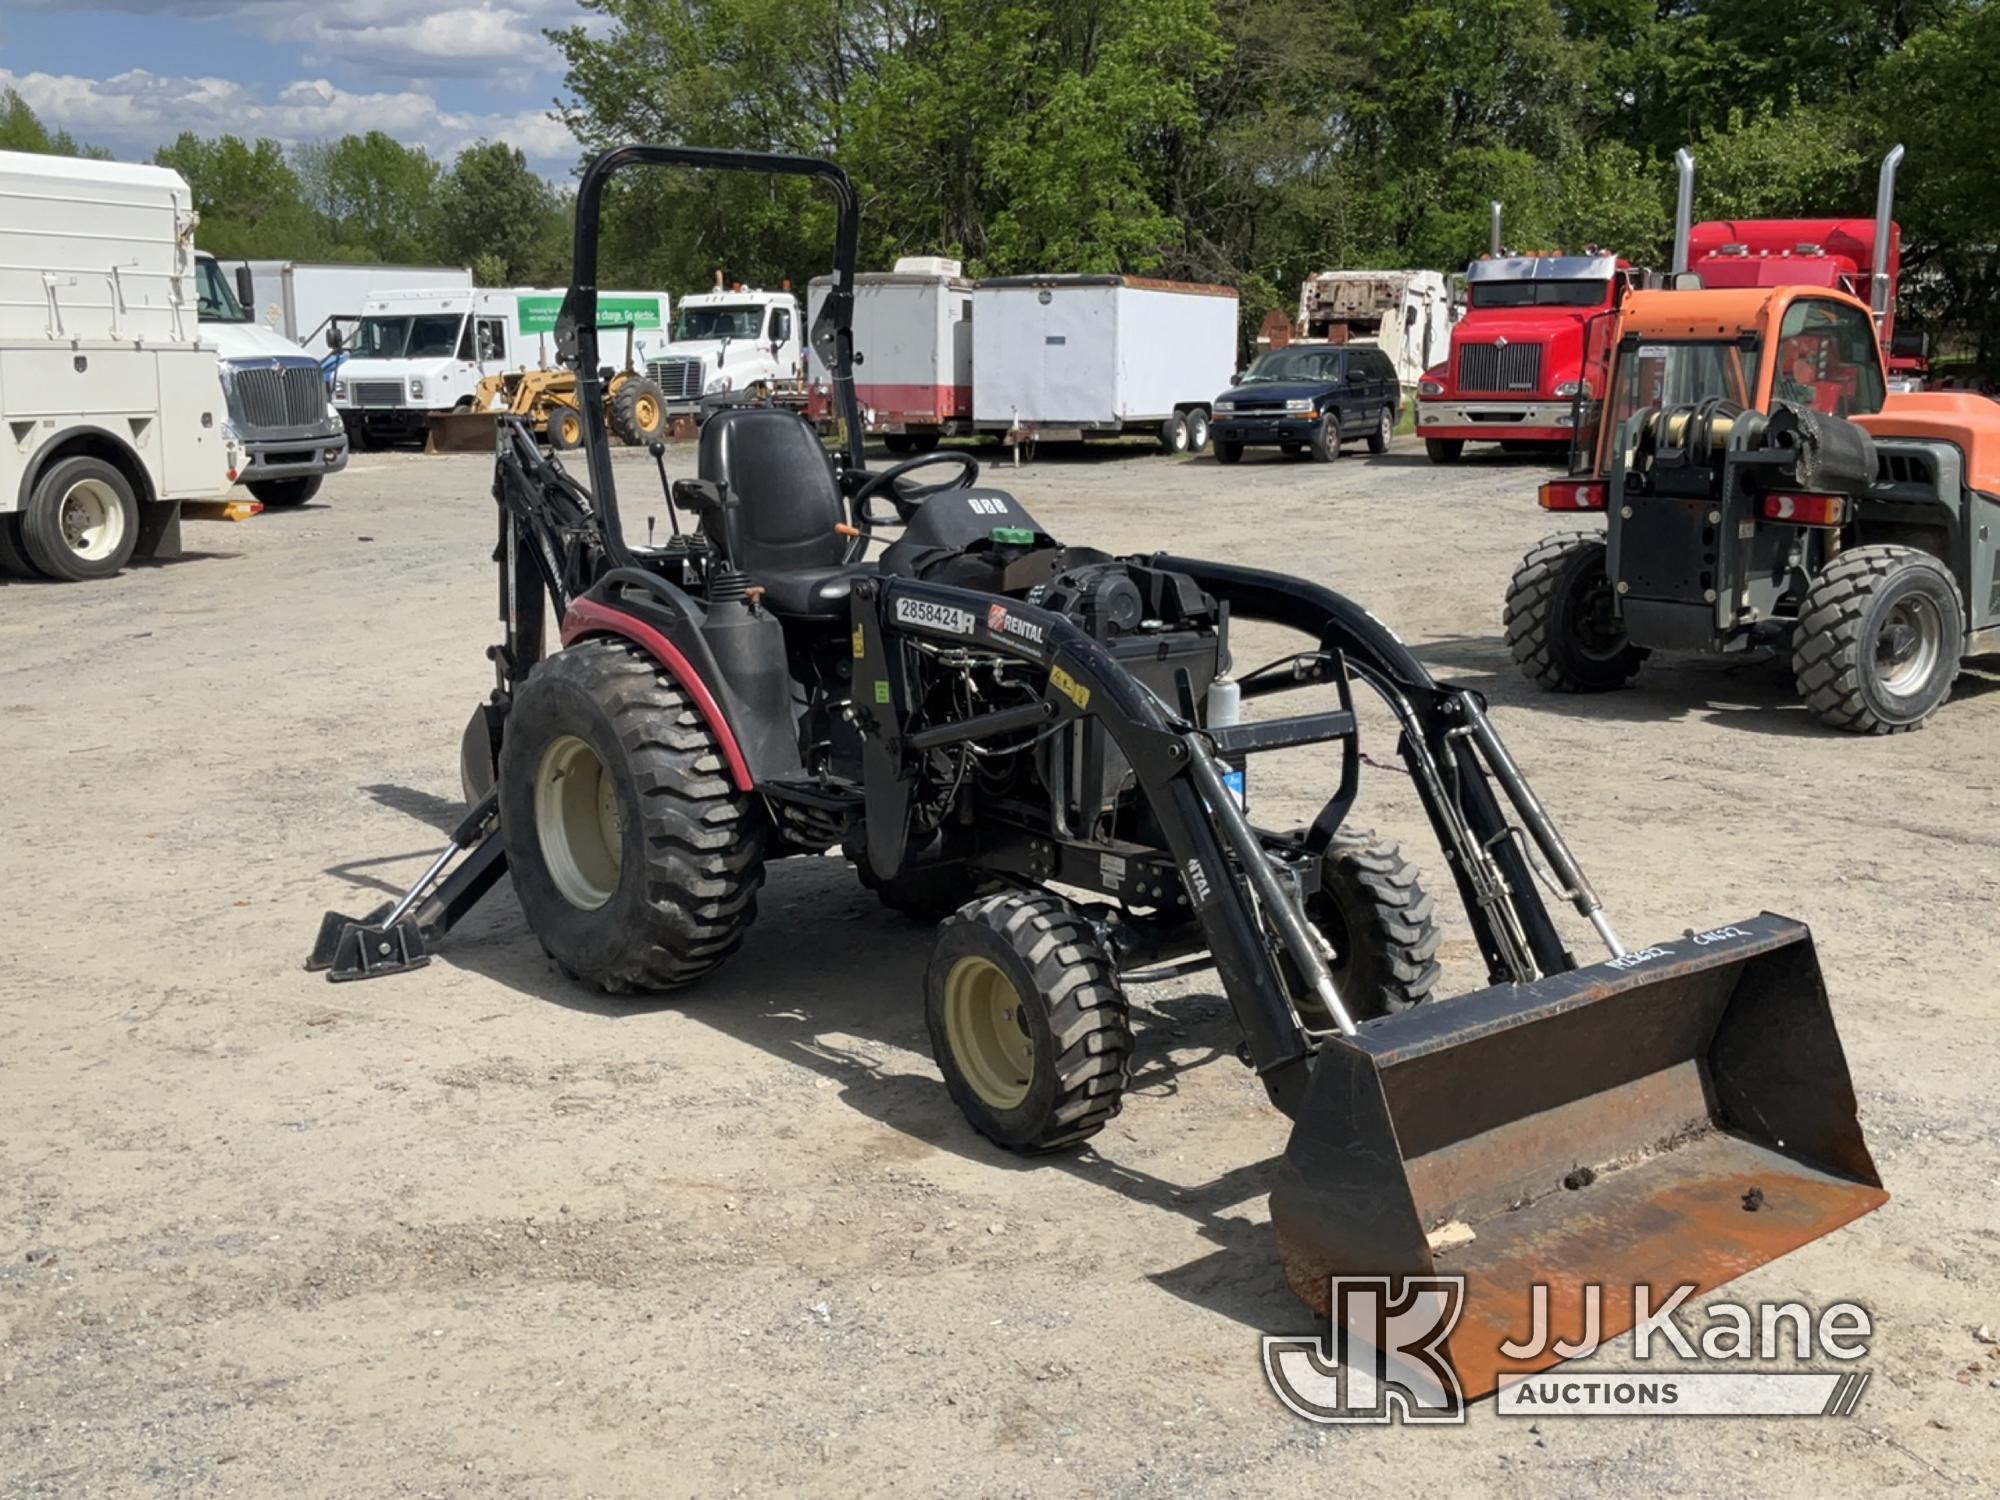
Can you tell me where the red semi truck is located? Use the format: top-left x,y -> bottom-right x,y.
1416,207 -> 1644,464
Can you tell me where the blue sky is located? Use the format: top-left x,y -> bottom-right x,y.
0,1 -> 592,173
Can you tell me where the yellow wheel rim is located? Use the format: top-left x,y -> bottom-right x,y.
635,394 -> 661,432
534,734 -> 623,909
555,410 -> 581,444
943,956 -> 1035,1109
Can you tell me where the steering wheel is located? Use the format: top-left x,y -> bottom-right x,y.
849,450 -> 981,529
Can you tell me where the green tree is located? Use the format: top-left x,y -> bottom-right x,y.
296,132 -> 443,262
0,88 -> 109,158
153,133 -> 318,258
438,141 -> 570,285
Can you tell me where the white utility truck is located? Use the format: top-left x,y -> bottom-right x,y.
806,256 -> 973,451
332,286 -> 671,447
0,150 -> 230,582
645,284 -> 802,412
1297,269 -> 1458,387
193,251 -> 348,507
971,275 -> 1237,453
228,259 -> 472,357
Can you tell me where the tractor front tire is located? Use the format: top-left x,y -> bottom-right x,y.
611,377 -> 667,446
498,636 -> 766,993
1793,545 -> 1963,734
1303,832 -> 1441,1024
926,891 -> 1134,1151
1505,530 -> 1647,692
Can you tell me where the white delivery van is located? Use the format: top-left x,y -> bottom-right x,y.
193,251 -> 348,507
230,259 -> 473,357
806,256 -> 973,451
0,150 -> 229,582
646,285 -> 802,411
332,286 -> 671,447
1296,269 -> 1458,388
971,275 -> 1238,453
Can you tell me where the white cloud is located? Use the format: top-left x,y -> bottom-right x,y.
0,66 -> 579,171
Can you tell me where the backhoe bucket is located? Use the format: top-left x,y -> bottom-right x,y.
1270,913 -> 1884,1400
427,411 -> 502,454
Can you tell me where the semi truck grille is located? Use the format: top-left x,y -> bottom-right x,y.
647,357 -> 704,401
351,380 -> 405,408
1457,342 -> 1543,394
234,365 -> 328,428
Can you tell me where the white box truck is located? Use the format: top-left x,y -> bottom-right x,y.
806,256 -> 973,451
1297,269 -> 1458,387
230,259 -> 473,357
332,286 -> 672,447
193,250 -> 349,507
971,275 -> 1238,453
0,150 -> 230,582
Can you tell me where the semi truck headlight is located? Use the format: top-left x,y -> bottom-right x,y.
1418,377 -> 1445,398
705,374 -> 734,394
1556,380 -> 1585,398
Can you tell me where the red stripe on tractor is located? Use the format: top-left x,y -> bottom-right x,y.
560,597 -> 756,792
855,382 -> 973,421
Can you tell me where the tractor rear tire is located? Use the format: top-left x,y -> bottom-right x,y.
1425,438 -> 1464,464
1793,545 -> 1963,734
498,636 -> 766,993
1505,530 -> 1647,692
1302,832 -> 1441,1024
926,891 -> 1134,1152
611,377 -> 667,446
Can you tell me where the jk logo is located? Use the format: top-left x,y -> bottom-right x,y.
1263,1277 -> 1467,1424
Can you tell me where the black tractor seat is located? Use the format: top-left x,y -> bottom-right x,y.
697,406 -> 875,620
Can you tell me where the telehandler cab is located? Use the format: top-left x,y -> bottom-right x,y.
311,145 -> 1884,1400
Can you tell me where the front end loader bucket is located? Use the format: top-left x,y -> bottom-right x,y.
1270,913 -> 1884,1400
427,410 -> 503,454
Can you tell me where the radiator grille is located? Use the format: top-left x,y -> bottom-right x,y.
647,356 -> 704,401
233,364 -> 328,428
350,380 -> 405,408
1456,341 -> 1543,394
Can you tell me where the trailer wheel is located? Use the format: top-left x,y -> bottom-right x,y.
1158,413 -> 1190,454
1505,530 -> 1647,692
247,477 -> 322,507
1302,832 -> 1442,1023
1368,406 -> 1394,455
1183,407 -> 1211,453
19,456 -> 139,581
548,406 -> 585,450
1424,438 -> 1464,464
611,377 -> 667,445
1215,440 -> 1243,465
498,636 -> 766,993
0,515 -> 42,579
1308,413 -> 1340,462
926,890 -> 1134,1151
1793,545 -> 1963,734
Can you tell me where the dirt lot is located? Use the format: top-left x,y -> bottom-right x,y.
3,438 -> 1997,1497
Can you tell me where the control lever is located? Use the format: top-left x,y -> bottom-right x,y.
649,439 -> 682,537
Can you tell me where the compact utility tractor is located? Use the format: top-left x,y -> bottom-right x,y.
311,146 -> 1885,1400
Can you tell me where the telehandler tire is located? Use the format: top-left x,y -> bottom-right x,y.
1302,831 -> 1442,1023
1505,530 -> 1647,692
926,891 -> 1134,1151
498,637 -> 766,992
1793,544 -> 1963,734
611,377 -> 668,445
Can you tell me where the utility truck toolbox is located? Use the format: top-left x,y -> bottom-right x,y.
0,149 -> 228,582
972,275 -> 1236,453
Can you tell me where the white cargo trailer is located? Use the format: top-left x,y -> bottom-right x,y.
806,256 -> 974,451
0,150 -> 230,581
230,259 -> 473,356
971,275 -> 1237,453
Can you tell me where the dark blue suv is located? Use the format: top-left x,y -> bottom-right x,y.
1210,343 -> 1402,463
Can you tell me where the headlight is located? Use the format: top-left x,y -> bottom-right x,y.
1556,380 -> 1584,399
1284,397 -> 1315,412
409,378 -> 425,400
1418,377 -> 1445,398
332,379 -> 348,401
705,373 -> 734,394
1212,400 -> 1235,414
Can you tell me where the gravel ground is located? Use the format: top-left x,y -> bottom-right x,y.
2,436 -> 1997,1497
